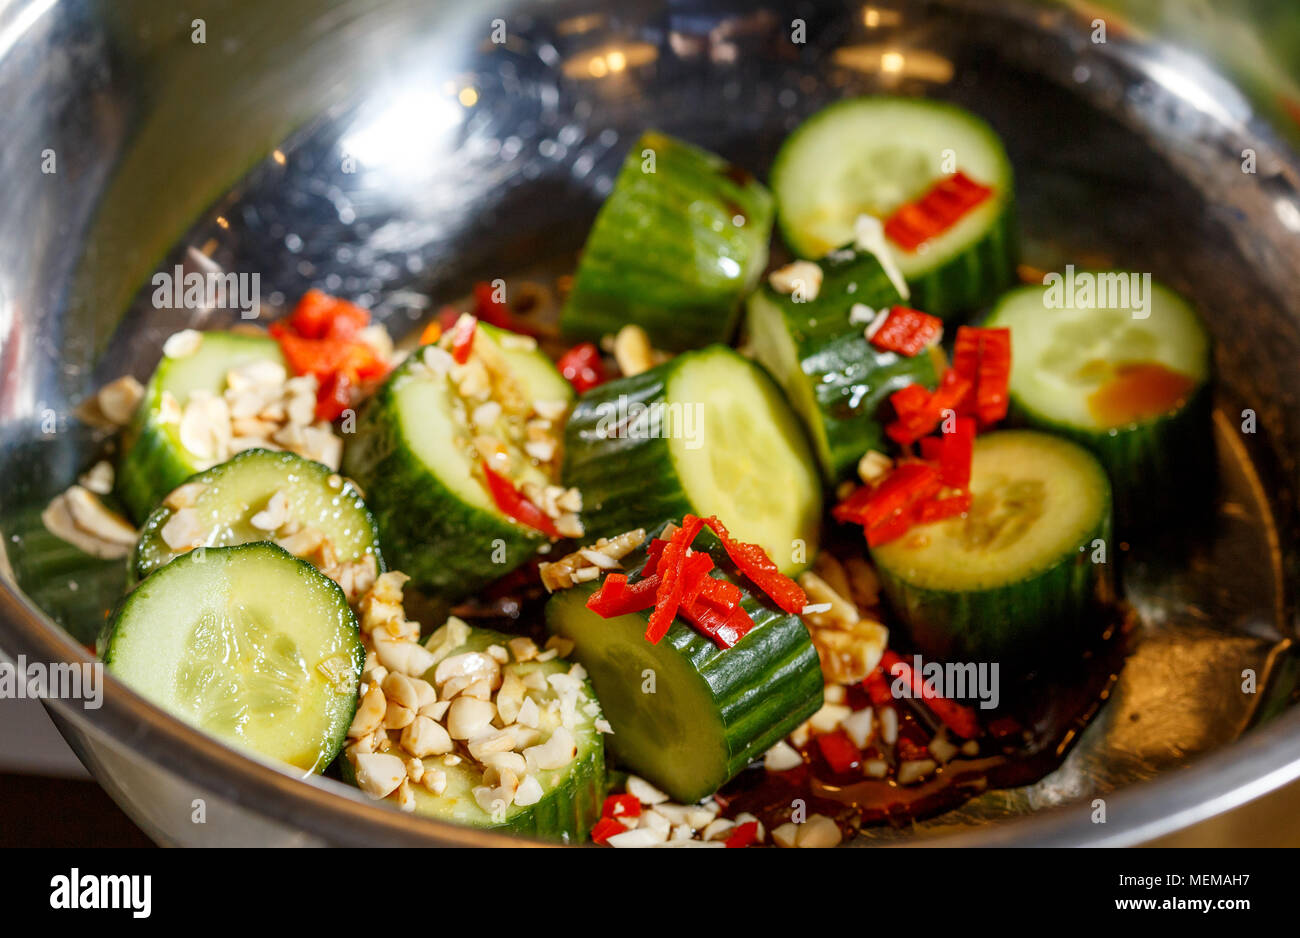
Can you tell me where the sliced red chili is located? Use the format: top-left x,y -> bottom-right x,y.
586,573 -> 661,617
700,515 -> 806,615
869,306 -> 944,357
724,820 -> 760,849
881,650 -> 980,740
591,817 -> 630,845
480,460 -> 562,539
557,342 -> 608,394
450,314 -> 477,365
938,415 -> 976,488
884,172 -> 993,252
601,793 -> 642,820
816,730 -> 862,774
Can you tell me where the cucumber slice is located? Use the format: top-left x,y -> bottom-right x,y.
342,627 -> 605,843
341,332 -> 573,599
102,543 -> 363,774
771,97 -> 1017,318
562,345 -> 822,576
115,331 -> 286,523
984,276 -> 1212,528
545,530 -> 823,804
871,430 -> 1114,664
745,248 -> 938,483
131,448 -> 383,584
477,323 -> 574,405
560,131 -> 775,351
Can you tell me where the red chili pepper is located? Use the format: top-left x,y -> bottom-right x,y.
881,650 -> 980,739
591,817 -> 630,845
557,342 -> 608,394
644,516 -> 705,644
640,537 -> 669,576
951,326 -> 1011,428
938,415 -> 976,488
975,328 -> 1011,426
586,573 -> 661,617
865,507 -> 920,547
868,306 -> 944,357
858,463 -> 942,529
601,793 -> 642,820
724,820 -> 760,849
287,289 -> 370,341
816,730 -> 862,774
884,172 -> 993,252
480,460 -> 562,539
418,321 -> 442,345
679,598 -> 751,648
678,550 -> 717,609
272,292 -> 391,421
450,314 -> 477,365
699,515 -> 806,615
863,667 -> 895,707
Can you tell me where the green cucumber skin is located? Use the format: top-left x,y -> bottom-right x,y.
561,131 -> 774,351
115,333 -> 286,524
746,252 -> 938,483
561,361 -> 694,542
340,358 -> 542,600
807,334 -> 937,482
546,534 -> 824,804
903,200 -> 1019,321
116,418 -> 200,526
872,496 -> 1114,665
129,448 -> 386,586
1005,384 -> 1212,532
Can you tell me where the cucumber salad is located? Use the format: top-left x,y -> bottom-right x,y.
45,96 -> 1215,847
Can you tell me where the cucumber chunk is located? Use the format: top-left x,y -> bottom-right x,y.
984,275 -> 1212,528
562,345 -> 822,575
545,530 -> 823,804
103,543 -> 363,774
771,97 -> 1017,318
341,626 -> 605,842
115,331 -> 286,523
342,328 -> 574,599
561,131 -> 774,351
871,430 -> 1113,664
745,248 -> 938,483
131,448 -> 383,584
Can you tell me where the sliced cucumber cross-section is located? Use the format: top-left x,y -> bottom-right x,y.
562,345 -> 822,575
131,448 -> 383,584
771,96 -> 1018,318
103,543 -> 363,774
984,275 -> 1212,528
871,430 -> 1114,665
115,331 -> 286,523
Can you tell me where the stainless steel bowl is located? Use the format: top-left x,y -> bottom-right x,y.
2,0 -> 1299,846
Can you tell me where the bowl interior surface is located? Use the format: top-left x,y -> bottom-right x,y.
2,0 -> 1299,846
